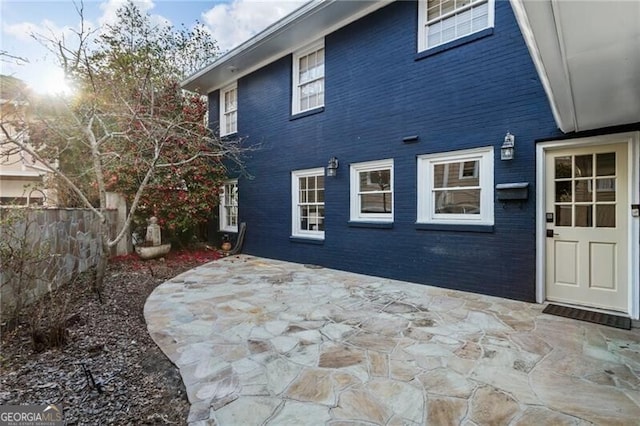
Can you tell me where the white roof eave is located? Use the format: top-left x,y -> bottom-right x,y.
511,0 -> 640,133
181,0 -> 393,94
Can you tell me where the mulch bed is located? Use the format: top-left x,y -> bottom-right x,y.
0,248 -> 221,425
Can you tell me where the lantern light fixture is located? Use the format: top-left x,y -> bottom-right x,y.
501,132 -> 515,161
326,157 -> 339,177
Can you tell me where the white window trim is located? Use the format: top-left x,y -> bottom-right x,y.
219,82 -> 237,137
219,179 -> 238,232
291,167 -> 325,240
417,147 -> 494,225
350,159 -> 394,223
292,39 -> 325,115
417,0 -> 495,52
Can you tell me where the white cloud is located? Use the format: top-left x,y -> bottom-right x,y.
3,19 -> 77,44
2,0 -> 306,93
99,0 -> 171,29
3,21 -> 40,42
1,22 -> 80,94
202,0 -> 308,51
0,0 -> 172,94
2,14 -> 89,94
99,0 -> 154,26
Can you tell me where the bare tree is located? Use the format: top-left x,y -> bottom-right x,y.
0,1 -> 246,295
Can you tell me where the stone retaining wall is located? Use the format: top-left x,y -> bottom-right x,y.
0,207 -> 120,318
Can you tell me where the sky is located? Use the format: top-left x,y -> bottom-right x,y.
0,0 -> 308,94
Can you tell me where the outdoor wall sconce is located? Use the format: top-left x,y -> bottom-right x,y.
326,157 -> 339,177
501,132 -> 515,160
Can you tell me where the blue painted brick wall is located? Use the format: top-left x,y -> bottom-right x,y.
214,0 -> 563,302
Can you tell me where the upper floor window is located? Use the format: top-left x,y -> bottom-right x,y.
350,159 -> 394,222
292,40 -> 325,115
417,147 -> 494,225
418,0 -> 495,51
292,168 -> 325,239
219,179 -> 238,232
220,82 -> 237,136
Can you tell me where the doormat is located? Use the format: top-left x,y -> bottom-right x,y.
542,304 -> 631,330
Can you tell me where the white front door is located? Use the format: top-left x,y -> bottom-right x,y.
545,143 -> 628,312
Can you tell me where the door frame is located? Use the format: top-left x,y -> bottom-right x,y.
535,131 -> 640,319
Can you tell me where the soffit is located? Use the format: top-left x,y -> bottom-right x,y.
512,0 -> 640,133
182,0 -> 393,94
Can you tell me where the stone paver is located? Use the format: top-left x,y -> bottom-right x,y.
144,255 -> 640,425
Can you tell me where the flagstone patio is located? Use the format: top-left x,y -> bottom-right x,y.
144,255 -> 640,425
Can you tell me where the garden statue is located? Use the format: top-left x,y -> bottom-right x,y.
135,216 -> 171,259
145,216 -> 162,246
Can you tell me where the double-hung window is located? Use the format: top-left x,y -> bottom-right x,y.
418,0 -> 495,51
220,82 -> 237,136
219,180 -> 238,232
292,168 -> 325,239
292,40 -> 325,115
350,159 -> 394,222
417,147 -> 493,225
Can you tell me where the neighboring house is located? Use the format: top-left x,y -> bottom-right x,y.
183,1 -> 640,319
0,75 -> 53,205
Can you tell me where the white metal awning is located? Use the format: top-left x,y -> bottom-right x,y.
511,0 -> 640,133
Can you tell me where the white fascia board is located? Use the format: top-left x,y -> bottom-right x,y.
25,163 -> 51,174
510,0 -> 573,133
181,0 -> 323,92
0,170 -> 43,177
182,0 -> 394,94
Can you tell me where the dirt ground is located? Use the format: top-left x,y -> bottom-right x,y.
0,249 -> 220,425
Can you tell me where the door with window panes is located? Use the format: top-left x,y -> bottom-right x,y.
545,143 -> 628,311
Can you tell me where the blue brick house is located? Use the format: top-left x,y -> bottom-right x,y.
184,0 -> 640,320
